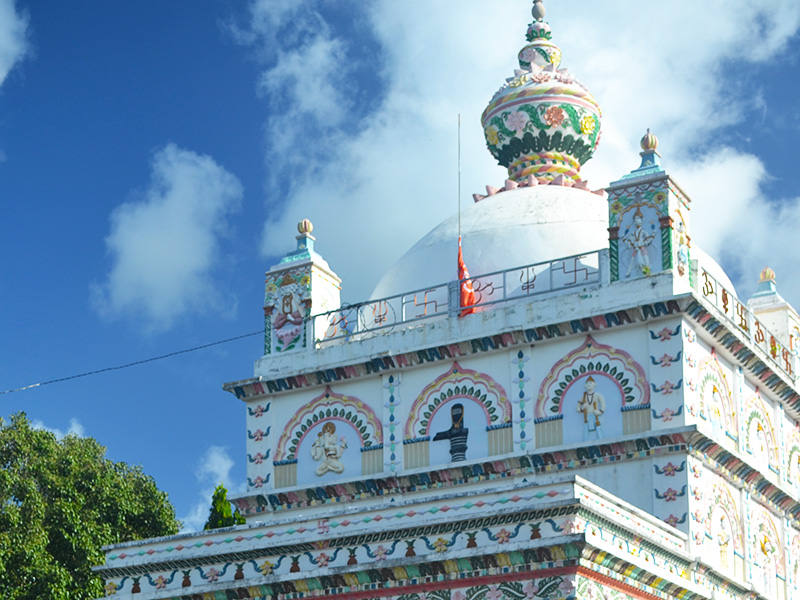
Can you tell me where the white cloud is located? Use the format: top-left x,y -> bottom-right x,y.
92,144 -> 243,332
31,417 -> 85,440
242,0 -> 800,305
0,0 -> 28,88
180,445 -> 242,533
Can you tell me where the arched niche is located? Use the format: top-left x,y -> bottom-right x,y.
704,482 -> 743,578
273,386 -> 383,488
534,335 -> 650,448
786,426 -> 800,499
404,362 -> 511,469
743,390 -> 778,474
697,351 -> 737,445
752,506 -> 784,599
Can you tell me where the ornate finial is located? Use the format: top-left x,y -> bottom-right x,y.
759,266 -> 776,283
483,0 -> 601,184
640,129 -> 659,152
532,0 -> 546,21
297,219 -> 314,235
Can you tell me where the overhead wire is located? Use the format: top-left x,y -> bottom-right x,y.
0,330 -> 262,396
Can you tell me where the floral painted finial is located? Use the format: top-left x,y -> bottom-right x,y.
482,0 -> 602,184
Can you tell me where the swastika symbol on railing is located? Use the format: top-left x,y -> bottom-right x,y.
414,290 -> 439,317
552,256 -> 589,285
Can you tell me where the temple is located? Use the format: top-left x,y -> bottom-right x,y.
95,2 -> 800,599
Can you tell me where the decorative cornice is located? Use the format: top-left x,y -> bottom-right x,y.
225,299 -> 684,401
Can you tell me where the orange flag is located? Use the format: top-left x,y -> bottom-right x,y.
458,236 -> 476,317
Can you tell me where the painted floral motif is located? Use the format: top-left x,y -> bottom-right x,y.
532,71 -> 551,83
655,462 -> 683,476
506,111 -> 528,133
153,575 -> 168,590
610,200 -> 623,214
579,114 -> 595,134
523,581 -> 539,599
543,106 -> 565,127
258,560 -> 274,575
316,552 -> 331,567
520,48 -> 537,64
496,528 -> 512,543
486,586 -> 503,600
433,537 -> 449,552
485,125 -> 499,145
251,476 -> 265,488
374,545 -> 389,560
652,380 -> 681,394
250,429 -> 266,442
105,582 -> 117,596
250,452 -> 266,464
205,568 -> 220,583
664,514 -> 685,527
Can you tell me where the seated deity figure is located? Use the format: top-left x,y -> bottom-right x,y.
311,422 -> 347,476
433,403 -> 469,462
273,291 -> 304,345
624,207 -> 655,277
576,376 -> 605,441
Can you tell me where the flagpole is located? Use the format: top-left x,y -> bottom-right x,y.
458,114 -> 462,242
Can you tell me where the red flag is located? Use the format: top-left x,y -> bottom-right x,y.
458,236 -> 476,317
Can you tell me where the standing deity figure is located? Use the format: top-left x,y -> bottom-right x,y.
624,207 -> 655,277
311,422 -> 347,476
576,376 -> 605,441
433,403 -> 469,462
717,515 -> 731,569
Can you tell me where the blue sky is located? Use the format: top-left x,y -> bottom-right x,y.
1,0 -> 799,530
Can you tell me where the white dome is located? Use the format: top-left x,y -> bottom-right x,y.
371,185 -> 608,300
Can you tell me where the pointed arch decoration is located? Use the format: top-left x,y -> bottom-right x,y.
403,362 -> 511,469
704,481 -> 743,555
404,362 -> 511,440
535,335 -> 650,420
785,424 -> 800,490
742,389 -> 778,472
697,350 -> 737,440
274,386 -> 382,462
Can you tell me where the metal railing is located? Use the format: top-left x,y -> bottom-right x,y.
697,268 -> 796,380
313,251 -> 602,344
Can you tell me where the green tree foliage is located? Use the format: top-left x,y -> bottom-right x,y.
203,483 -> 245,530
0,412 -> 180,599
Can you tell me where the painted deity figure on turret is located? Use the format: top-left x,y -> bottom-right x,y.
623,207 -> 655,277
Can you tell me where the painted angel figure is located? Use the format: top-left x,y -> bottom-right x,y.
576,376 -> 605,441
623,207 -> 655,277
311,422 -> 347,476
